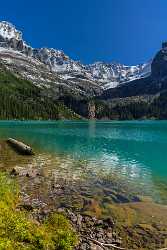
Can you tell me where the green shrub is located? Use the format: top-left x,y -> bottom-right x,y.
0,173 -> 19,206
0,173 -> 78,250
44,213 -> 77,250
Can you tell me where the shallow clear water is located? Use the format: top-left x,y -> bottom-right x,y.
0,120 -> 167,205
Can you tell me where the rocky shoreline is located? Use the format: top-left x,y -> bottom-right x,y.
15,169 -> 167,250
19,193 -> 167,250
18,194 -> 167,250
57,209 -> 122,250
12,166 -> 124,249
10,164 -> 125,249
19,198 -> 123,250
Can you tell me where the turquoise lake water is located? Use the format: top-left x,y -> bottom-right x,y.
0,120 -> 167,203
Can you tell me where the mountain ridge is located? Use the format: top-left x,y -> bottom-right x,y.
0,21 -> 167,120
0,21 -> 151,91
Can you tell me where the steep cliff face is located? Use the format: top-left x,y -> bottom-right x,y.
151,43 -> 167,79
88,102 -> 96,119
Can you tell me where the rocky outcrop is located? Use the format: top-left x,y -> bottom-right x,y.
151,42 -> 167,79
88,102 -> 96,119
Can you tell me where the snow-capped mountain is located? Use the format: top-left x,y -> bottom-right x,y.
31,47 -> 151,89
0,21 -> 22,40
0,21 -> 33,56
85,61 -> 151,89
0,21 -> 151,95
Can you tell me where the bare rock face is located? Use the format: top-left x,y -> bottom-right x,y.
151,42 -> 167,79
8,38 -> 18,49
88,102 -> 96,119
17,39 -> 24,51
0,21 -> 28,52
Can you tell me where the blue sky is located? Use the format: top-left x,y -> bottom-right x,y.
0,0 -> 167,65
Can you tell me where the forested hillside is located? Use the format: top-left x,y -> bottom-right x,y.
0,65 -> 80,120
94,92 -> 167,120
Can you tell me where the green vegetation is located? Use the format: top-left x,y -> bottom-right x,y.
0,173 -> 78,249
0,66 -> 80,120
94,94 -> 167,120
94,99 -> 150,120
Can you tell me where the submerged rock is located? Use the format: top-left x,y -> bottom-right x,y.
11,166 -> 39,177
90,243 -> 103,250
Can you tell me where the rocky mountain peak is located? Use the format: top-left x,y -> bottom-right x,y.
33,47 -> 72,71
0,21 -> 22,40
0,20 -> 152,90
0,21 -> 33,56
150,42 -> 167,79
162,41 -> 167,49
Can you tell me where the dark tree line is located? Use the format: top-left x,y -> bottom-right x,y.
94,93 -> 167,120
0,67 -> 79,120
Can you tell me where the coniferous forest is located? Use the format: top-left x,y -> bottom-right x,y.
0,66 -> 80,120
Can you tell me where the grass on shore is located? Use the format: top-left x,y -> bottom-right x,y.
0,172 -> 78,250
